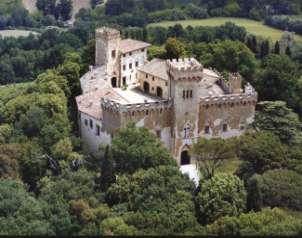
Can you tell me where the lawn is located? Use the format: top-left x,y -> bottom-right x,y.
148,17 -> 302,42
0,29 -> 39,38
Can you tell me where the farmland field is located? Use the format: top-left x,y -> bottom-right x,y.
0,30 -> 39,38
148,17 -> 302,42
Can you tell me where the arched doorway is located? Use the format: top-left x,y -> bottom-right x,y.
111,77 -> 117,88
143,81 -> 150,93
181,150 -> 191,165
156,86 -> 163,97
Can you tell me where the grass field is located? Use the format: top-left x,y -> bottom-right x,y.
0,30 -> 39,38
148,17 -> 302,42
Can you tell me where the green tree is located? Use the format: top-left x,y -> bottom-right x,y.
195,173 -> 247,224
206,208 -> 302,236
111,123 -> 176,174
236,132 -> 287,181
247,169 -> 302,211
253,101 -> 302,145
0,144 -> 22,179
100,217 -> 138,236
192,138 -> 236,179
274,40 -> 280,54
165,37 -> 185,59
0,179 -> 52,235
58,0 -> 72,21
106,166 -> 197,234
260,40 -> 270,58
100,146 -> 115,192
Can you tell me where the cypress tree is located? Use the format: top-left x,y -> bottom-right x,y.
285,46 -> 291,57
100,145 -> 115,192
274,41 -> 280,54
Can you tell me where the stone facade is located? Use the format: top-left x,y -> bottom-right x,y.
76,27 -> 258,165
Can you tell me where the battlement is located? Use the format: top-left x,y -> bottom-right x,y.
96,27 -> 120,41
101,98 -> 173,113
167,58 -> 204,81
200,91 -> 258,106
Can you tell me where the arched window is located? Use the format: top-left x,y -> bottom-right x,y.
156,87 -> 163,97
181,150 -> 191,165
143,81 -> 150,93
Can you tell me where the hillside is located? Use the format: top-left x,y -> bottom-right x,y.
21,0 -> 91,18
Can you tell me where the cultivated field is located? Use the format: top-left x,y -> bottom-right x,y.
0,30 -> 39,38
148,17 -> 302,42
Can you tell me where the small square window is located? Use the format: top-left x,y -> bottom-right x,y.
135,61 -> 138,67
129,52 -> 132,56
123,65 -> 126,71
141,49 -> 145,52
165,82 -> 168,86
129,63 -> 132,69
123,54 -> 126,57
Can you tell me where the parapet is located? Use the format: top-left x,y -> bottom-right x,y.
166,58 -> 204,81
96,27 -> 121,41
101,98 -> 173,113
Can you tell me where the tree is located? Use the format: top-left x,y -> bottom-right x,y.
100,217 -> 138,236
236,132 -> 287,181
260,40 -> 269,58
111,123 -> 176,174
106,166 -> 197,234
192,138 -> 236,179
274,40 -> 280,54
0,179 -> 52,235
247,169 -> 302,211
165,37 -> 185,59
0,144 -> 22,179
195,173 -> 247,224
253,101 -> 302,145
100,146 -> 115,191
206,208 -> 302,236
58,0 -> 72,21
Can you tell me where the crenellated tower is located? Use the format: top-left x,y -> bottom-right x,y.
167,58 -> 204,165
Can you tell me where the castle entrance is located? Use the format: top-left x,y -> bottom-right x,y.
181,150 -> 191,165
143,81 -> 150,93
111,77 -> 117,88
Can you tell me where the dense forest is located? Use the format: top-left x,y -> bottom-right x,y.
0,0 -> 302,236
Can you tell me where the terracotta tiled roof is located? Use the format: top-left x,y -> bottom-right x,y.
119,39 -> 151,54
138,58 -> 169,81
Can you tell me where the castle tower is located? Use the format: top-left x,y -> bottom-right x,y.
95,27 -> 121,80
167,58 -> 204,165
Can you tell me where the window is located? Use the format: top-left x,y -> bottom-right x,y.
111,50 -> 116,58
146,110 -> 149,115
123,65 -> 126,71
186,90 -> 189,98
132,111 -> 135,116
146,74 -> 148,78
156,130 -> 161,138
129,63 -> 132,69
190,90 -> 193,98
141,48 -> 145,52
122,77 -> 126,86
129,52 -> 132,56
89,119 -> 93,129
240,125 -> 245,130
84,119 -> 88,126
205,126 -> 210,134
152,77 -> 154,81
165,82 -> 168,86
123,54 -> 126,57
96,125 -> 100,136
156,87 -> 163,98
135,61 -> 138,67
222,123 -> 228,132
183,90 -> 186,99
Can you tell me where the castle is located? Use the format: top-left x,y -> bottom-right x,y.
76,27 -> 258,166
